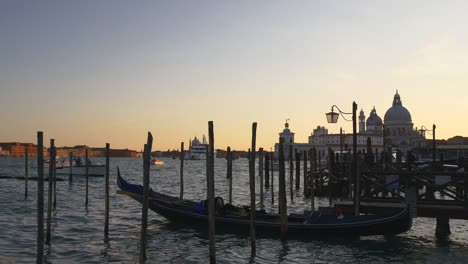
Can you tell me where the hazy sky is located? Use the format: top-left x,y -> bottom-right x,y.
2,1 -> 468,151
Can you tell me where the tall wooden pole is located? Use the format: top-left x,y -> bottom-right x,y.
432,124 -> 437,163
25,147 -> 28,198
270,152 -> 274,205
68,152 -> 73,183
328,148 -> 333,206
36,132 -> 44,264
289,145 -> 293,202
207,121 -> 216,264
303,150 -> 308,196
259,148 -> 264,210
180,142 -> 184,199
53,149 -> 57,209
295,151 -> 300,190
352,101 -> 359,216
310,148 -> 316,212
205,145 -> 209,199
265,151 -> 270,188
249,122 -> 257,255
227,146 -> 233,204
318,151 -> 323,194
278,138 -> 288,240
85,149 -> 89,207
46,139 -> 54,246
140,134 -> 153,264
104,143 -> 110,239
340,127 -> 344,196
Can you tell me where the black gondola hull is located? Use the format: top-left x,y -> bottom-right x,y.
117,174 -> 412,237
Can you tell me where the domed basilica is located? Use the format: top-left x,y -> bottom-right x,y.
358,90 -> 424,153
382,90 -> 424,152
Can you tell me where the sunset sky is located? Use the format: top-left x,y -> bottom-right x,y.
2,1 -> 468,151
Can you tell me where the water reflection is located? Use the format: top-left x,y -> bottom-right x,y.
2,157 -> 468,263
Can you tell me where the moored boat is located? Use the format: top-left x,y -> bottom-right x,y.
53,157 -> 105,177
117,171 -> 412,237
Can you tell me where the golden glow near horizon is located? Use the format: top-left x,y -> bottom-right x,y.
1,1 -> 468,151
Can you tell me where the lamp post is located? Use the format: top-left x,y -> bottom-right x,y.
326,101 -> 359,215
418,124 -> 436,162
340,127 -> 343,179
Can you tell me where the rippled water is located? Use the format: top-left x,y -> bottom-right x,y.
1,157 -> 468,263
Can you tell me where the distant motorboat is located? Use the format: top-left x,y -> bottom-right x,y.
151,159 -> 165,166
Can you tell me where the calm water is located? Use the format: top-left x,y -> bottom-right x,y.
1,157 -> 468,263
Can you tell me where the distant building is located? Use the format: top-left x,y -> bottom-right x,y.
273,91 -> 437,161
436,136 -> 468,160
0,143 -> 137,157
0,142 -> 48,157
274,121 -> 295,160
109,148 -> 138,157
383,90 -> 425,153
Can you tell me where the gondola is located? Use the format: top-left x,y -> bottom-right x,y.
117,172 -> 412,237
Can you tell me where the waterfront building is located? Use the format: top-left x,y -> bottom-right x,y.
0,142 -> 48,157
275,120 -> 295,160
383,90 -> 425,153
273,91 -> 436,161
0,142 -> 137,157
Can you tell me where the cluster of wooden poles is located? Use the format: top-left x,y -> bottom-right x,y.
33,132 -> 110,264
136,121 -> 324,264
31,124 -> 336,263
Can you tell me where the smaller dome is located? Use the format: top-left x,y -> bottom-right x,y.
366,107 -> 383,126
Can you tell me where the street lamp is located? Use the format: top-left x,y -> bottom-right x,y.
419,124 -> 436,162
326,101 -> 359,215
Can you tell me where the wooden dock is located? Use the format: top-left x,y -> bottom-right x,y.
335,199 -> 466,219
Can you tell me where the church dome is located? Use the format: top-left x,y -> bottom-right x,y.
384,91 -> 412,123
366,107 -> 383,126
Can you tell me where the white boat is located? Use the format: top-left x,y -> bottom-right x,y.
53,157 -> 105,177
151,159 -> 165,166
185,136 -> 208,160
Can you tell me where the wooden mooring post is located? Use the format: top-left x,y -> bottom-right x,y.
69,152 -> 73,183
295,151 -> 300,190
265,152 -> 270,188
25,147 -> 28,198
328,148 -> 334,206
259,147 -> 264,210
249,122 -> 257,255
46,139 -> 54,246
180,142 -> 184,199
278,138 -> 288,240
303,150 -> 308,196
310,148 -> 315,212
104,143 -> 110,239
140,134 -> 153,264
271,152 -> 274,205
85,148 -> 89,207
53,148 -> 57,209
289,145 -> 293,202
37,131 -> 44,264
207,121 -> 216,263
318,151 -> 322,195
227,146 -> 233,204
